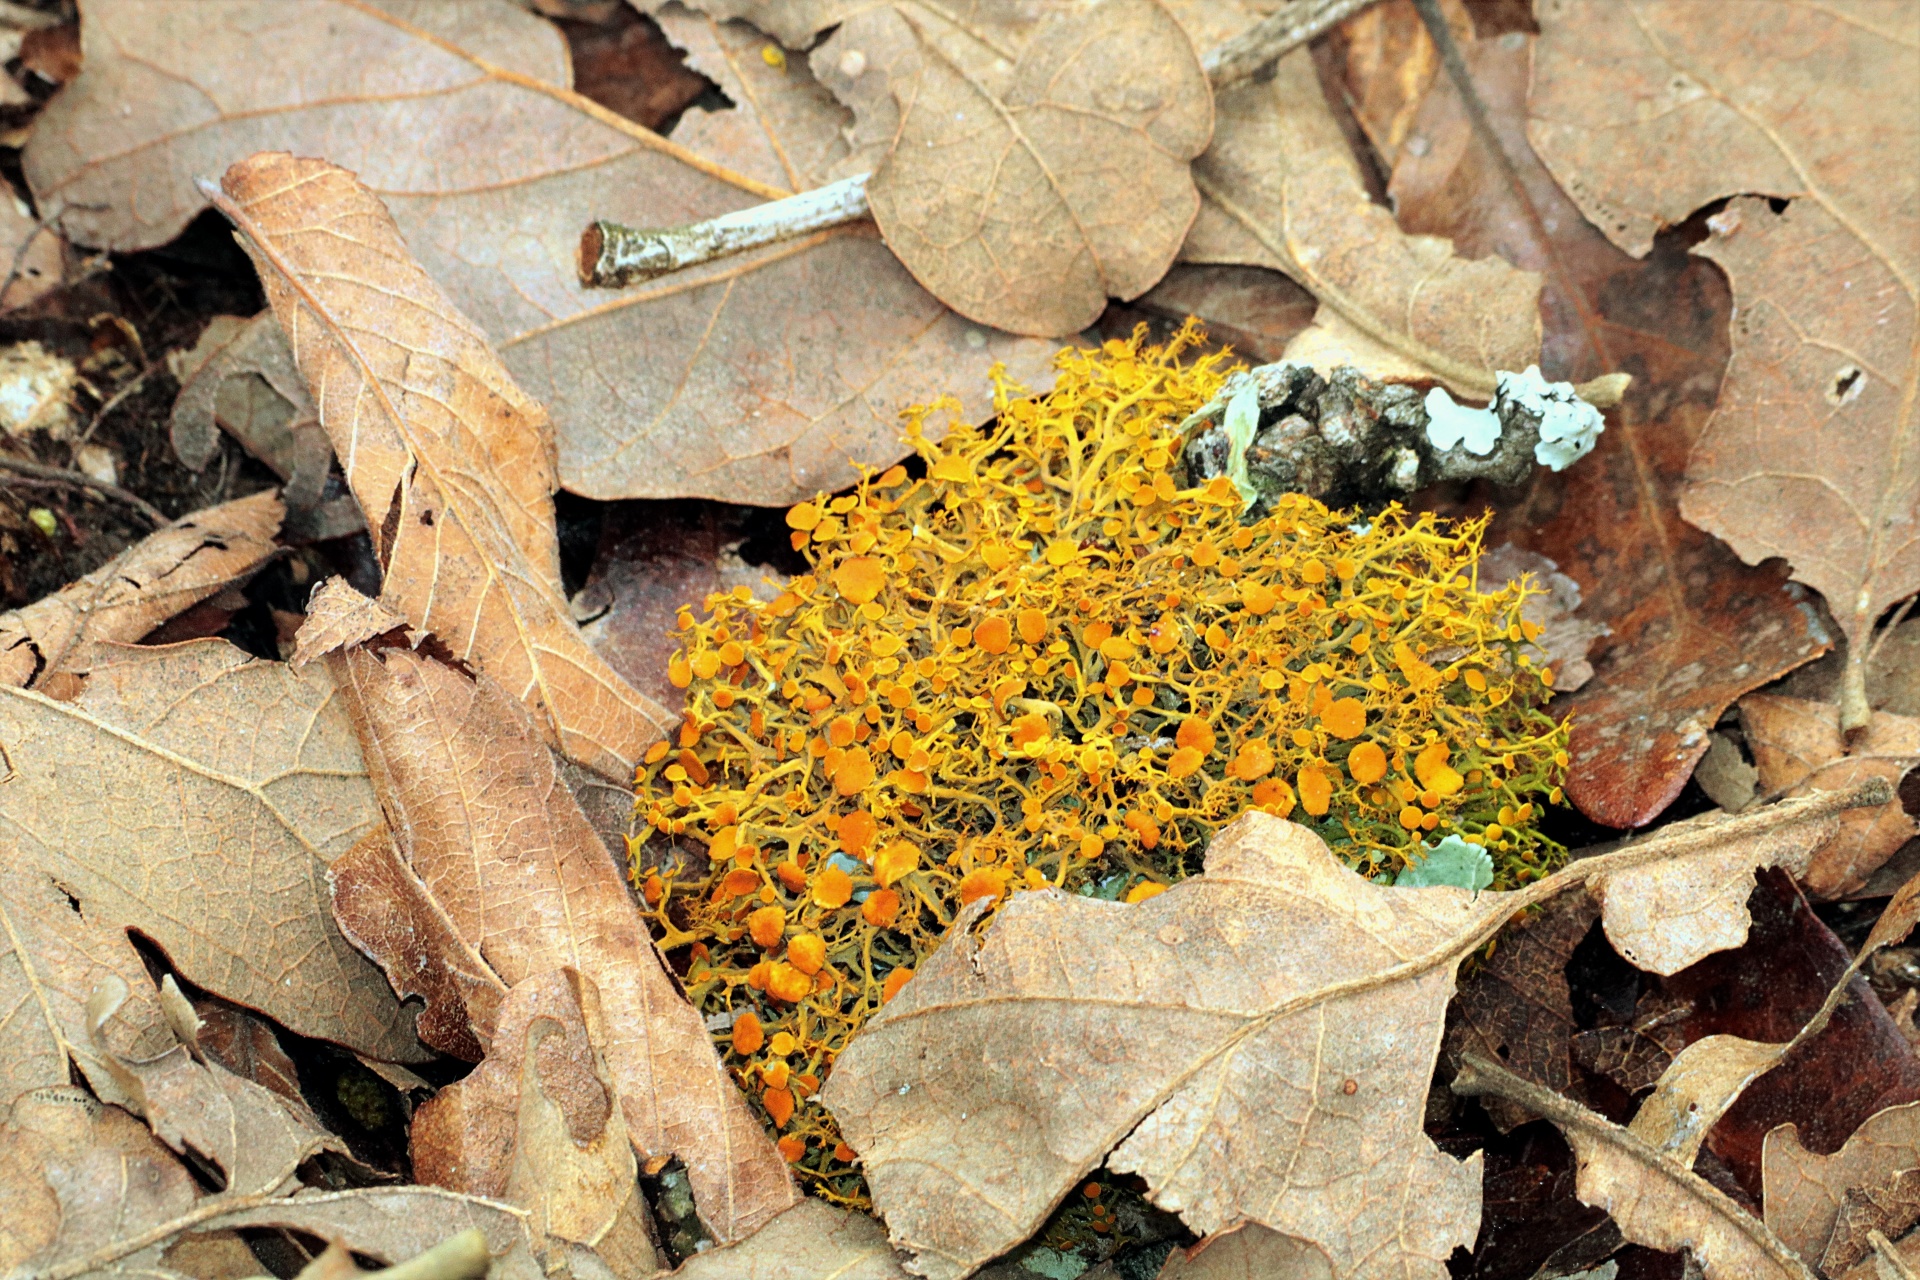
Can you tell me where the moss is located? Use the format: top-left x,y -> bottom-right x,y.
634,326 -> 1567,1200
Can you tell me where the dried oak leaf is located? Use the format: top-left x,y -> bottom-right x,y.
0,490 -> 283,690
412,968 -> 660,1277
1527,0 -> 1920,731
1740,694 -> 1920,898
824,812 -> 1505,1280
24,0 -> 1055,504
0,639 -> 421,1065
327,632 -> 797,1243
1385,28 -> 1828,827
213,153 -> 673,781
663,1199 -> 912,1280
1181,43 -> 1541,398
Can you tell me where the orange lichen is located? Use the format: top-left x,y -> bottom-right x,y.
637,327 -> 1566,1203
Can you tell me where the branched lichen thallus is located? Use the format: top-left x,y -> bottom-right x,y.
633,324 -> 1568,1201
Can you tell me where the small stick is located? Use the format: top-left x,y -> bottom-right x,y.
578,0 -> 1384,288
0,453 -> 169,526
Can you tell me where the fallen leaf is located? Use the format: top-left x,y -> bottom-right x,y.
1384,27 -> 1829,827
1445,889 -> 1598,1131
85,973 -> 346,1198
24,0 -> 1056,504
189,997 -> 308,1114
1571,989 -> 1693,1096
1335,0 -> 1472,174
1475,543 -> 1608,694
0,639 -> 422,1064
213,153 -> 674,780
0,1085 -> 200,1274
1130,264 -> 1318,365
327,631 -> 797,1242
1765,1097 -> 1920,1278
0,192 -> 64,312
188,1188 -> 546,1279
662,1198 -> 912,1279
1452,1053 -> 1814,1280
0,490 -> 283,689
1156,1224 -> 1333,1279
820,0 -> 1213,336
1181,44 -> 1542,397
562,0 -> 714,133
1740,694 -> 1920,897
1525,0 -> 1919,731
1625,1032 -> 1788,1168
291,577 -> 416,670
412,968 -> 659,1276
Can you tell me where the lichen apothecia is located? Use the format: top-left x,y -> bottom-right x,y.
634,325 -> 1569,1202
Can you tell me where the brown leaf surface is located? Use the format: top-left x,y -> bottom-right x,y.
663,1199 -> 912,1279
189,1188 -> 546,1278
291,577 -> 415,670
823,812 -> 1505,1280
328,635 -> 797,1242
1444,889 -> 1598,1132
1385,27 -> 1829,827
0,192 -> 64,313
1475,543 -> 1608,694
1526,0 -> 1920,727
830,0 -> 1212,336
25,0 -> 1055,504
214,153 -> 673,779
0,639 -> 421,1063
1181,44 -> 1542,397
1156,1224 -> 1332,1279
0,490 -> 283,689
1129,264 -> 1318,365
1741,694 -> 1920,897
412,968 -> 658,1275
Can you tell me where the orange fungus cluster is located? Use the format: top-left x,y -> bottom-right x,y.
633,326 -> 1568,1200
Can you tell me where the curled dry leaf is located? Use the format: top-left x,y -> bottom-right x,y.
24,0 -> 1054,504
327,629 -> 796,1242
1767,1101 -> 1920,1275
1181,44 -> 1541,397
0,639 -> 421,1064
663,1198 -> 912,1280
410,968 -> 659,1277
826,0 -> 1212,336
1740,694 -> 1920,898
826,812 -> 1503,1280
1384,26 -> 1829,829
0,192 -> 64,313
1527,0 -> 1920,731
291,576 -> 415,670
213,153 -> 673,780
0,489 -> 283,689
1452,1054 -> 1815,1280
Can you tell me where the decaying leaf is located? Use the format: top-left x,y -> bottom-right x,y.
1182,44 -> 1541,397
1526,0 -> 1920,732
1453,1053 -> 1815,1280
0,191 -> 64,313
410,967 -> 658,1276
1131,263 -> 1319,365
1767,1101 -> 1920,1275
292,577 -> 416,669
1384,26 -> 1829,827
327,629 -> 797,1242
24,0 -> 1055,504
0,490 -> 283,689
1741,694 -> 1920,897
0,640 -> 420,1067
212,153 -> 673,780
827,0 -> 1212,336
1476,543 -> 1607,695
1337,0 -> 1472,175
1156,1224 -> 1333,1279
661,1198 -> 912,1279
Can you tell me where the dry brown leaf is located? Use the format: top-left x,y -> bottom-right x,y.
1337,0 -> 1471,174
823,791 -> 1867,1279
1827,1167 -> 1920,1279
1475,544 -> 1608,695
1626,1033 -> 1789,1168
190,1189 -> 546,1279
815,0 -> 1212,336
25,0 -> 1055,504
0,490 -> 283,689
327,633 -> 796,1242
1130,263 -> 1319,365
649,1198 -> 912,1279
1156,1224 -> 1332,1280
292,577 -> 415,669
1740,694 -> 1920,897
0,1086 -> 200,1275
1181,45 -> 1541,397
213,153 -> 673,780
84,973 -> 346,1198
0,191 -> 64,312
1453,1054 -> 1814,1280
0,639 -> 422,1064
410,967 -> 658,1276
1526,0 -> 1920,730
1767,1077 -> 1920,1265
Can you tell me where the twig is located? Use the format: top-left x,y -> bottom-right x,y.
77,361 -> 161,445
0,453 -> 168,526
578,0 -> 1384,288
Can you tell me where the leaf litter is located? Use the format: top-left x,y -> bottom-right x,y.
1,2 -> 1918,1279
